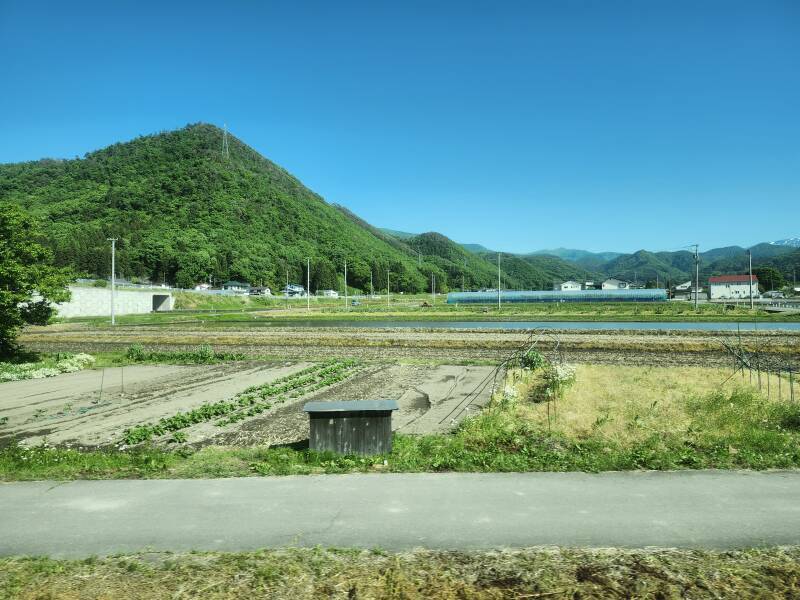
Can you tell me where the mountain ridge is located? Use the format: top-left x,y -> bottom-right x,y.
1,123 -> 602,293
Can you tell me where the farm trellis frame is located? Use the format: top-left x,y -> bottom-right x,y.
720,327 -> 797,404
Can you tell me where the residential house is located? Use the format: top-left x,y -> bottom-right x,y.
248,286 -> 272,296
553,280 -> 582,291
282,284 -> 306,297
221,280 -> 251,294
708,275 -> 759,300
318,289 -> 339,298
601,278 -> 630,290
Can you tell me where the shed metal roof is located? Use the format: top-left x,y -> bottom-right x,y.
709,275 -> 758,284
304,400 -> 399,413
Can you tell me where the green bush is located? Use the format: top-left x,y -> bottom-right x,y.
520,349 -> 546,370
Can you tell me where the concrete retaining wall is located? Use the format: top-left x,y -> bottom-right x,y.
55,286 -> 174,318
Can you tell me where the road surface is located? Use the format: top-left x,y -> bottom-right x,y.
1,471 -> 799,557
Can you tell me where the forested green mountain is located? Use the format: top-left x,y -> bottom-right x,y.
461,243 -> 494,254
405,233 -> 599,290
377,228 -> 417,241
0,123 -> 598,294
0,124 -> 437,292
528,248 -> 622,263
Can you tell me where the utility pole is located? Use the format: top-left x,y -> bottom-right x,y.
497,253 -> 501,310
344,260 -> 348,310
462,258 -> 466,292
387,270 -> 390,308
306,257 -> 310,312
691,244 -> 699,311
370,271 -> 373,298
107,238 -> 117,325
748,249 -> 754,310
432,274 -> 435,305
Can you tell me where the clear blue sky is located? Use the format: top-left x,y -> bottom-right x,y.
1,0 -> 798,253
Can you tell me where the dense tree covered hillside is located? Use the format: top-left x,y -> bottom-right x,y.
0,124 -> 595,293
0,125 -> 439,292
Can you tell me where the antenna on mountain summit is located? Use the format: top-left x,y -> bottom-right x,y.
222,123 -> 230,160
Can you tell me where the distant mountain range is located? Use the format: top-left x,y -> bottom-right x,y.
0,124 -> 603,293
1,122 -> 795,293
379,229 -> 799,287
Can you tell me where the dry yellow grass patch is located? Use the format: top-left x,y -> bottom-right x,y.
513,364 -> 799,444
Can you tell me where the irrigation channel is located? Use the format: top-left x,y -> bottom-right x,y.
233,320 -> 800,331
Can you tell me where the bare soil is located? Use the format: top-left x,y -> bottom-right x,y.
20,325 -> 800,368
0,362 -> 309,448
1,362 -> 496,449
205,363 -> 498,447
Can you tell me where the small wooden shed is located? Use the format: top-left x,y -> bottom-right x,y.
303,400 -> 399,455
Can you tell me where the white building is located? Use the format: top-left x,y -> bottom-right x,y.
674,281 -> 693,291
282,284 -> 306,297
52,286 -> 173,318
553,280 -> 582,291
319,289 -> 339,298
221,280 -> 251,294
602,278 -> 630,290
709,275 -> 759,300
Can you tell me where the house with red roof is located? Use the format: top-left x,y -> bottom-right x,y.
708,274 -> 759,300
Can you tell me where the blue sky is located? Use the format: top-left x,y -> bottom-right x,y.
1,0 -> 798,253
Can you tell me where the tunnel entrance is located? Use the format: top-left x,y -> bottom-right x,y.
152,294 -> 171,312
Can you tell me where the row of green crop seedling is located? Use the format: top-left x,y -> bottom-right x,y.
121,360 -> 359,445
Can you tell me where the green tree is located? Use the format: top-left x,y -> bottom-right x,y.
0,205 -> 73,357
753,266 -> 785,291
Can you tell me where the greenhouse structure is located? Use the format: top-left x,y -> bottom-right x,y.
447,289 -> 668,304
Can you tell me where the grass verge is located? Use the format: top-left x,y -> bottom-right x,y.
2,382 -> 799,480
2,546 -> 798,599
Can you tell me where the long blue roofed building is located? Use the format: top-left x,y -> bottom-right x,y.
447,289 -> 668,304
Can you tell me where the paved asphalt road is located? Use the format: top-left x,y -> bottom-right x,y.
2,471 -> 800,558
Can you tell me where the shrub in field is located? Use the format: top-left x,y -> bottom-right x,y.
125,344 -> 147,361
0,353 -> 95,382
124,344 -> 245,364
519,349 -> 546,371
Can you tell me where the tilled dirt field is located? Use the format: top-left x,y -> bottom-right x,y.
0,362 -> 309,448
0,362 -> 496,449
206,363 -> 497,447
20,325 -> 800,368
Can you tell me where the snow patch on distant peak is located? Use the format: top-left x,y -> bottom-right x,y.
770,238 -> 800,247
